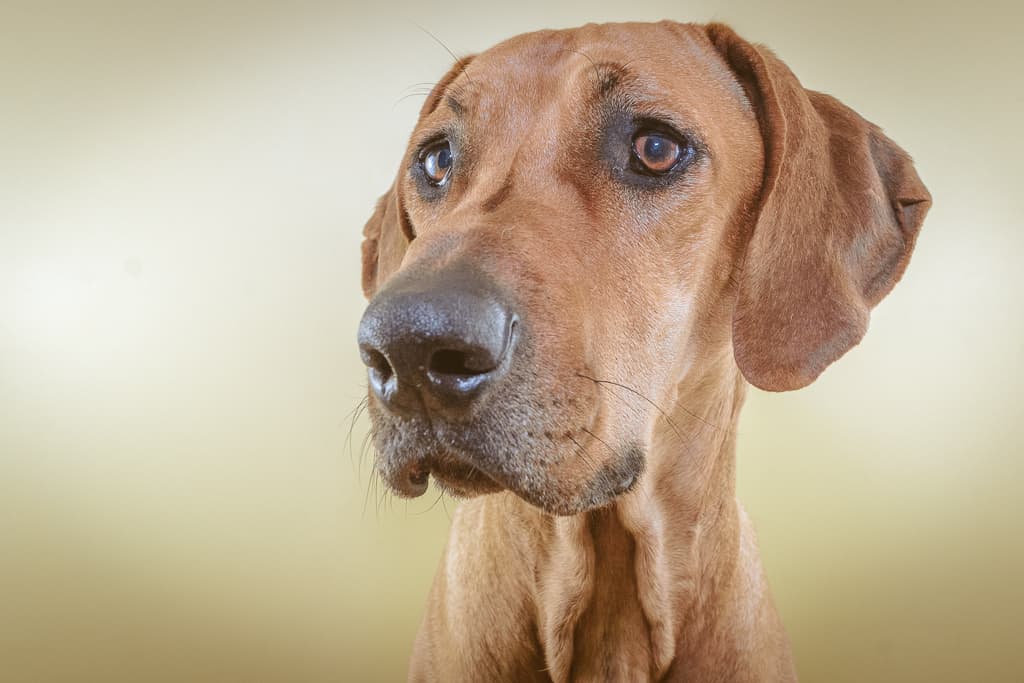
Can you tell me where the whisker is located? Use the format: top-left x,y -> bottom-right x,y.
580,427 -> 619,459
358,426 -> 377,480
410,21 -> 476,88
577,372 -> 691,445
414,488 -> 447,516
618,56 -> 657,71
567,434 -> 599,474
345,395 -> 370,472
376,475 -> 388,519
578,372 -> 730,436
362,462 -> 376,520
401,81 -> 442,92
392,91 -> 432,109
556,47 -> 602,86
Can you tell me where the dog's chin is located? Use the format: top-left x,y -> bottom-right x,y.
514,451 -> 645,517
379,443 -> 646,518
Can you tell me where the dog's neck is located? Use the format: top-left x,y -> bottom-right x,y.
425,347 -> 791,681
534,349 -> 759,681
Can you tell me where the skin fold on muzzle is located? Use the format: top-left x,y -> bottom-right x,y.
356,19 -> 929,682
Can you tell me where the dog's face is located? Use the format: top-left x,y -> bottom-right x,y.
358,22 -> 929,515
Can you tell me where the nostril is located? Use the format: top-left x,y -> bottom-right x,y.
364,348 -> 394,382
429,349 -> 484,377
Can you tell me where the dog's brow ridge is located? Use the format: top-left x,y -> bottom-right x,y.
445,94 -> 464,116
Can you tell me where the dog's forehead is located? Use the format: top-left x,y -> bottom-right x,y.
455,22 -> 745,118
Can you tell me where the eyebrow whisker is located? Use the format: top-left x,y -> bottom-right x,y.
411,21 -> 477,88
557,47 -> 602,86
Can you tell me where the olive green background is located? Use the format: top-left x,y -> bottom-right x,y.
2,1 -> 1021,681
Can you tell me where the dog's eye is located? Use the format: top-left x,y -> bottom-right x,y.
420,139 -> 453,186
631,132 -> 683,174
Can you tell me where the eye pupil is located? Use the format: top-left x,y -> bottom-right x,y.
422,140 -> 453,185
645,136 -> 667,160
437,147 -> 451,169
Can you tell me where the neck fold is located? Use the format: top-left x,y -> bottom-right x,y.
538,354 -> 748,681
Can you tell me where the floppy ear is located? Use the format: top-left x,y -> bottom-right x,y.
360,183 -> 405,298
360,55 -> 476,299
705,23 -> 931,391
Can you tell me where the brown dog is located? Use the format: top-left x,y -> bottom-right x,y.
357,20 -> 930,682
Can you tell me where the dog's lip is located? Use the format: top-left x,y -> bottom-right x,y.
401,462 -> 431,497
390,451 -> 503,498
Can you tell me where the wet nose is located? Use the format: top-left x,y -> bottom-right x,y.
357,266 -> 517,420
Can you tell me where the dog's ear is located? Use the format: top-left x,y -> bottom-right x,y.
705,23 -> 931,391
360,184 -> 403,298
360,55 -> 476,299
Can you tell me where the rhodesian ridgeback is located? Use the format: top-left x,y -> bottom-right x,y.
357,20 -> 930,681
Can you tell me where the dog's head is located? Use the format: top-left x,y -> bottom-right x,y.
357,22 -> 930,515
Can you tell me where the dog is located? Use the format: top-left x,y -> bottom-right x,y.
356,20 -> 930,682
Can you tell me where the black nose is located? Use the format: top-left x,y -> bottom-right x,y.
357,265 -> 517,419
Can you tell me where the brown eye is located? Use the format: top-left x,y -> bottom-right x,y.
421,139 -> 453,185
632,132 -> 682,174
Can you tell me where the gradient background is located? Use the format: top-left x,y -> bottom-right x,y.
2,1 -> 1022,681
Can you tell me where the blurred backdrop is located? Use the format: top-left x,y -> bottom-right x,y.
1,1 -> 1022,681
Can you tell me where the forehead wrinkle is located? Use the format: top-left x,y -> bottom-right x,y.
591,67 -> 664,121
442,78 -> 480,113
444,93 -> 463,116
589,62 -> 673,110
596,63 -> 626,99
578,60 -> 631,102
